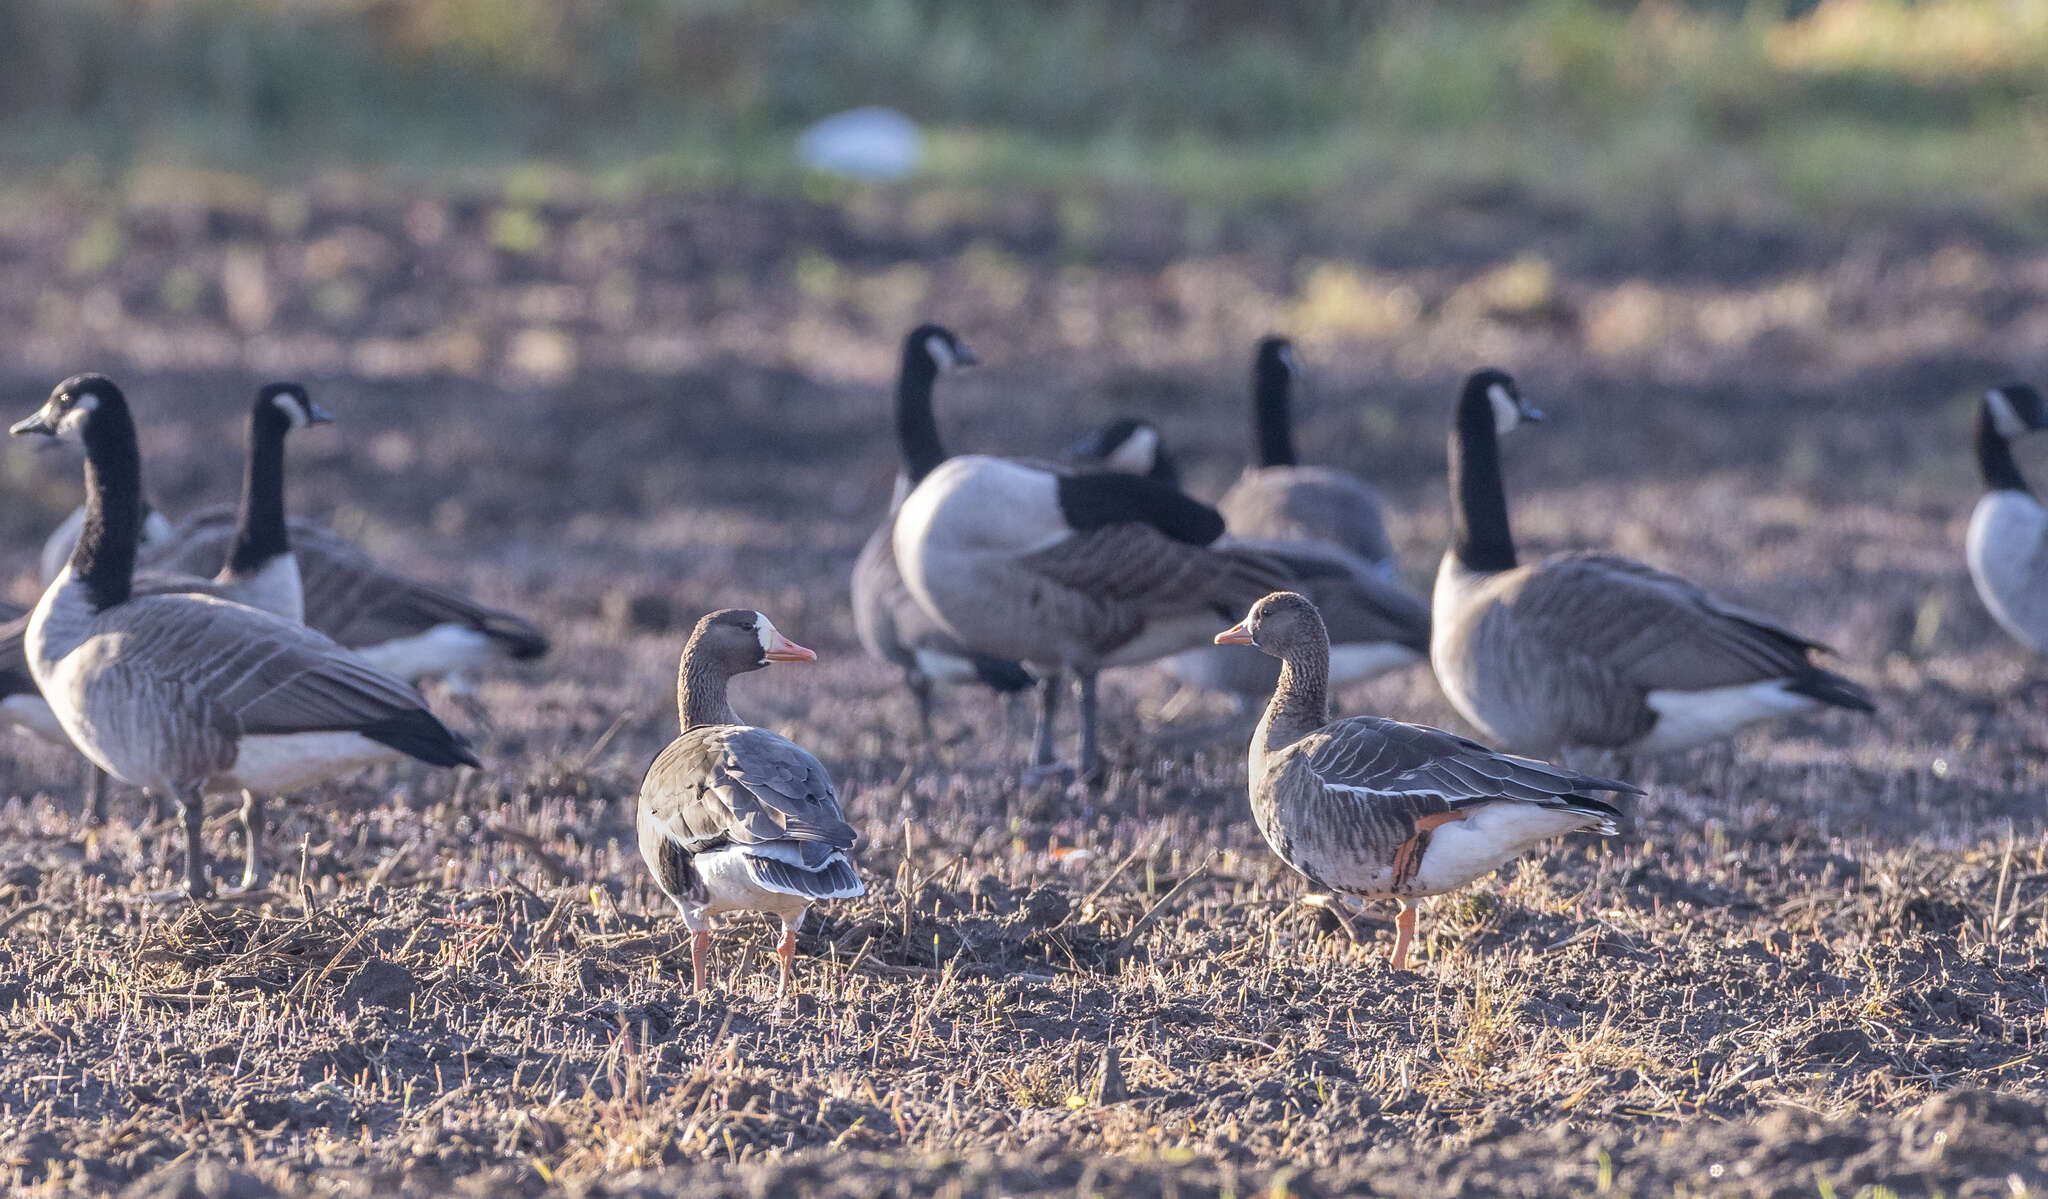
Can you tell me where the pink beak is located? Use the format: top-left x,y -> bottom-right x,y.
764,630 -> 816,662
1214,622 -> 1254,646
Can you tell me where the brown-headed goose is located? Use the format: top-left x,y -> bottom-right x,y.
1431,368 -> 1873,761
1069,417 -> 1430,706
11,375 -> 478,898
1216,337 -> 1397,571
893,445 -> 1290,780
851,325 -> 1033,738
9,382 -> 333,843
1966,383 -> 2048,651
1217,591 -> 1634,969
638,609 -> 862,996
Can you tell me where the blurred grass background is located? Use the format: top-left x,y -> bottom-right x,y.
2,0 -> 2046,229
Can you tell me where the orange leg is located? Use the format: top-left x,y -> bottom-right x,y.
775,926 -> 797,999
1388,901 -> 1417,971
690,928 -> 710,992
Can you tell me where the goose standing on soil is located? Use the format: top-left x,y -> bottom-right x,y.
1965,383 -> 2048,652
1431,368 -> 1873,760
851,325 -> 1033,738
638,609 -> 863,996
1216,338 -> 1397,570
894,440 -> 1291,780
10,375 -> 478,898
1069,417 -> 1430,708
1217,591 -> 1634,969
8,382 -> 334,842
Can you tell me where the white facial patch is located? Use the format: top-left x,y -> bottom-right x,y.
754,611 -> 776,658
1276,344 -> 1301,376
55,393 -> 99,440
1104,424 -> 1159,476
1487,383 -> 1521,435
1987,389 -> 2029,439
925,335 -> 957,372
272,391 -> 310,429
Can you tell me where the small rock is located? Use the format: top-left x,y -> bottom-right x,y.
337,958 -> 416,1013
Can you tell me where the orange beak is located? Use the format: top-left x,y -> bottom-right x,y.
1214,622 -> 1254,646
764,630 -> 816,662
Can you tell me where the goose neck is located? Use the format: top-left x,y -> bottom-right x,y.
677,653 -> 741,731
71,396 -> 144,611
895,351 -> 946,485
1259,636 -> 1331,756
1449,382 -> 1518,573
228,405 -> 292,577
1978,403 -> 2030,494
1253,358 -> 1296,468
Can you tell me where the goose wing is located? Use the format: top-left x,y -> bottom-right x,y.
640,725 -> 862,899
1302,717 -> 1638,814
1233,538 -> 1430,653
150,509 -> 547,661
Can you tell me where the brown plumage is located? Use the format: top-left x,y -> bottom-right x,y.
636,609 -> 862,997
1219,591 -> 1634,970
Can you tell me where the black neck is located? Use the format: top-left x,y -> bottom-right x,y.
895,347 -> 946,485
1260,625 -> 1332,754
1253,357 -> 1296,467
1979,404 -> 2030,494
71,398 -> 144,610
1449,383 -> 1518,573
228,405 -> 292,576
677,652 -> 741,731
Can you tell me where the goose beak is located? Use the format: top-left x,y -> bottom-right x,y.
306,403 -> 336,426
1214,622 -> 1254,646
763,631 -> 816,662
1520,405 -> 1546,423
953,344 -> 980,368
9,409 -> 56,437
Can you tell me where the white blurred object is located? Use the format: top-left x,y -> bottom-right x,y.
797,107 -> 924,180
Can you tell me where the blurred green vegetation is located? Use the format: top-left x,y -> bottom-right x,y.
2,0 -> 2046,225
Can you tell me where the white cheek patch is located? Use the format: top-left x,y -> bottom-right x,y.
1987,390 -> 2028,439
754,612 -> 775,658
272,393 -> 309,429
1277,344 -> 1301,376
925,335 -> 956,372
1487,383 -> 1521,435
1105,425 -> 1159,475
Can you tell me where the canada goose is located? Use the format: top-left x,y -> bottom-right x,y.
1431,369 -> 1873,760
1216,338 -> 1397,570
1217,591 -> 1634,970
893,450 -> 1290,780
851,325 -> 1033,738
1068,416 -> 1430,706
638,609 -> 863,996
11,374 -> 478,898
1965,383 -> 2048,652
0,602 -> 64,745
11,382 -> 333,841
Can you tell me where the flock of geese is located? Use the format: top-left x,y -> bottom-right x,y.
4,331 -> 2045,991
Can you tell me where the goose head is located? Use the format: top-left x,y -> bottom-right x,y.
904,323 -> 979,375
258,382 -> 334,432
1215,590 -> 1324,657
1984,383 -> 2048,440
687,608 -> 816,678
11,373 -> 124,443
1255,336 -> 1300,389
1466,368 -> 1542,436
1065,417 -> 1181,488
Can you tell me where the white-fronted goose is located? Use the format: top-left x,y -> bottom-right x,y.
11,375 -> 478,898
893,451 -> 1290,779
851,325 -> 1032,737
1431,368 -> 1874,759
1069,417 -> 1429,705
1216,337 -> 1397,570
638,609 -> 863,996
1966,383 -> 2048,651
1217,591 -> 1634,969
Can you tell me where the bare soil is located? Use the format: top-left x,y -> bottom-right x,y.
0,180 -> 2044,1197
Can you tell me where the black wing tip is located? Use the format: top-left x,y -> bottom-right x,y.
971,655 -> 1035,693
482,615 -> 550,660
361,709 -> 482,769
1787,668 -> 1875,714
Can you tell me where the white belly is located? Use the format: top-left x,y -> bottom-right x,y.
1409,803 -> 1604,896
1967,491 -> 2048,652
691,848 -> 814,925
354,624 -> 495,680
912,648 -> 983,684
1638,680 -> 1818,753
223,730 -> 398,793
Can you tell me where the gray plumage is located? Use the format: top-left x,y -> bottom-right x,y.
1218,465 -> 1397,569
1222,591 -> 1632,969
